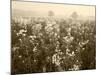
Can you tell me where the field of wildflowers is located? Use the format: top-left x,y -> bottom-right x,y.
11,16 -> 96,74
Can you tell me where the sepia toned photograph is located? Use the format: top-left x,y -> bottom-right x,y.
11,0 -> 96,74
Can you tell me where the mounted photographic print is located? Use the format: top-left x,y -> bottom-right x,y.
11,0 -> 96,74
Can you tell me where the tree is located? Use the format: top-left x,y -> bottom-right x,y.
48,10 -> 55,17
71,11 -> 79,19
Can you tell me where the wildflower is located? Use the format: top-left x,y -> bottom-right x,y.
34,59 -> 37,62
22,60 -> 25,63
66,48 -> 70,54
13,47 -> 19,52
33,46 -> 37,52
73,64 -> 79,70
63,36 -> 74,43
18,55 -> 22,58
22,34 -> 26,36
52,54 -> 61,66
79,40 -> 89,47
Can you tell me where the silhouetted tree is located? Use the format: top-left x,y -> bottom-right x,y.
71,11 -> 79,19
48,10 -> 55,17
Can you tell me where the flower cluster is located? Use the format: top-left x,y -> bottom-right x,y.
11,17 -> 96,73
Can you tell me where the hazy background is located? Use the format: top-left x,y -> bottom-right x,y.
12,1 -> 95,18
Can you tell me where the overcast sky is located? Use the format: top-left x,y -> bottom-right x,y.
12,1 -> 95,17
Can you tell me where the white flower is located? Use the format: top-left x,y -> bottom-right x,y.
82,48 -> 85,51
29,35 -> 33,38
52,53 -> 62,66
63,36 -> 74,43
45,26 -> 53,33
73,64 -> 79,70
54,33 -> 57,36
29,35 -> 36,40
68,28 -> 71,32
22,60 -> 25,63
22,34 -> 26,36
33,46 -> 37,52
18,55 -> 22,58
34,59 -> 37,62
76,60 -> 79,63
79,40 -> 89,46
18,29 -> 27,35
19,39 -> 22,42
70,36 -> 74,41
69,64 -> 79,71
47,23 -> 53,27
66,48 -> 70,54
52,54 -> 57,64
13,47 -> 19,52
24,30 -> 27,32
72,51 -> 74,55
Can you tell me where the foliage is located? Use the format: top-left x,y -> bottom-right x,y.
11,17 -> 96,74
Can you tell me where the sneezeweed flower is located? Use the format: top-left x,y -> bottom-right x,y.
66,48 -> 75,57
29,35 -> 36,40
32,23 -> 42,33
63,36 -> 74,44
46,23 -> 53,27
33,46 -> 37,52
66,48 -> 70,55
52,54 -> 61,66
52,54 -> 57,64
82,48 -> 85,51
19,29 -> 25,34
79,40 -> 89,47
69,64 -> 79,71
19,39 -> 22,43
12,47 -> 20,52
67,28 -> 71,32
68,51 -> 75,57
34,59 -> 37,62
46,26 -> 53,33
22,33 -> 26,36
54,33 -> 58,36
55,46 -> 59,52
18,55 -> 22,58
73,64 -> 80,70
17,29 -> 27,36
45,24 -> 53,33
22,60 -> 25,63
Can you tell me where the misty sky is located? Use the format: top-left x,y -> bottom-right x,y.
12,1 -> 95,17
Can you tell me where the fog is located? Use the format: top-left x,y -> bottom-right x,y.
12,1 -> 95,17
